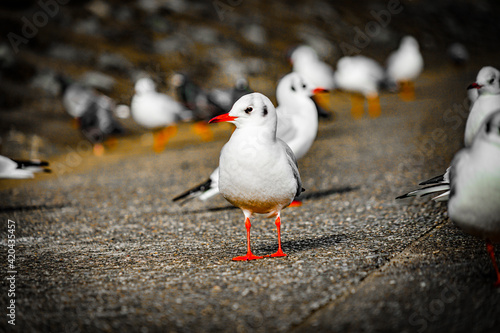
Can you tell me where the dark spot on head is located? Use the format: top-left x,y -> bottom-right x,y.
485,119 -> 492,134
262,105 -> 268,116
291,84 -> 296,92
244,106 -> 253,114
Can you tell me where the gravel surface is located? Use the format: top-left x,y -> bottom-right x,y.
2,1 -> 500,332
2,62 -> 500,332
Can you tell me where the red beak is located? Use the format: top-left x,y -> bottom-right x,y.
313,87 -> 329,94
467,82 -> 482,90
209,113 -> 238,123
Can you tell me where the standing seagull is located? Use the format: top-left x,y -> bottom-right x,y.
131,77 -> 189,152
396,67 -> 500,201
335,55 -> 385,118
386,36 -> 424,101
289,45 -> 335,117
209,93 -> 303,261
173,73 -> 320,204
448,111 -> 500,286
398,110 -> 500,286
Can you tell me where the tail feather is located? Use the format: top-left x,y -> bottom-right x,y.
419,175 -> 444,185
396,183 -> 450,200
13,159 -> 51,174
172,178 -> 213,205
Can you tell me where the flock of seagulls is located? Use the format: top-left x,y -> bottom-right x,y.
3,32 -> 500,286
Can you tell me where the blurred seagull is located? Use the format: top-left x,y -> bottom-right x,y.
289,45 -> 335,118
335,55 -> 385,118
208,77 -> 253,113
447,43 -> 469,67
131,77 -> 189,152
0,156 -> 50,179
209,93 -> 303,260
173,72 -> 322,205
171,73 -> 246,142
58,75 -> 124,156
79,94 -> 124,156
386,36 -> 424,101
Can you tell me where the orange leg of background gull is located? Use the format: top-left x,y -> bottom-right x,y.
289,200 -> 302,207
399,80 -> 415,101
93,143 -> 105,156
312,91 -> 330,110
350,93 -> 365,120
367,93 -> 381,118
192,121 -> 214,142
486,240 -> 500,287
264,215 -> 287,258
232,217 -> 264,261
153,125 -> 177,153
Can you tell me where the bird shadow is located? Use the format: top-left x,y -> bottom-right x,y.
257,234 -> 347,255
177,185 -> 358,215
300,185 -> 358,200
0,203 -> 68,213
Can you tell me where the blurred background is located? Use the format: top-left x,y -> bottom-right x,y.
1,0 -> 500,162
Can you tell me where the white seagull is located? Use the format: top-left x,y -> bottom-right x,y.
173,72 -> 321,204
334,55 -> 385,118
396,67 -> 500,202
209,93 -> 303,261
131,77 -> 190,152
386,35 -> 424,101
465,66 -> 500,147
397,110 -> 500,286
290,45 -> 335,113
290,45 -> 335,91
0,156 -> 50,179
448,110 -> 500,286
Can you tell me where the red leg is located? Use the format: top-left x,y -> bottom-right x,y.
486,240 -> 500,287
289,200 -> 302,207
232,217 -> 263,261
265,216 -> 287,258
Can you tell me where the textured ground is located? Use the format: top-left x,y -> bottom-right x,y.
2,61 -> 500,332
2,1 -> 500,332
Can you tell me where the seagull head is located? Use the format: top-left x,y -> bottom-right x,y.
400,36 -> 419,51
276,72 -> 324,105
209,93 -> 276,129
289,45 -> 318,65
468,66 -> 500,96
134,77 -> 156,94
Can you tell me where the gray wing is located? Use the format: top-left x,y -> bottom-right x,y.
448,148 -> 470,201
278,139 -> 303,197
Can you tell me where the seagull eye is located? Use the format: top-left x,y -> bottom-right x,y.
244,107 -> 253,114
302,83 -> 307,89
488,78 -> 495,85
291,85 -> 296,92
